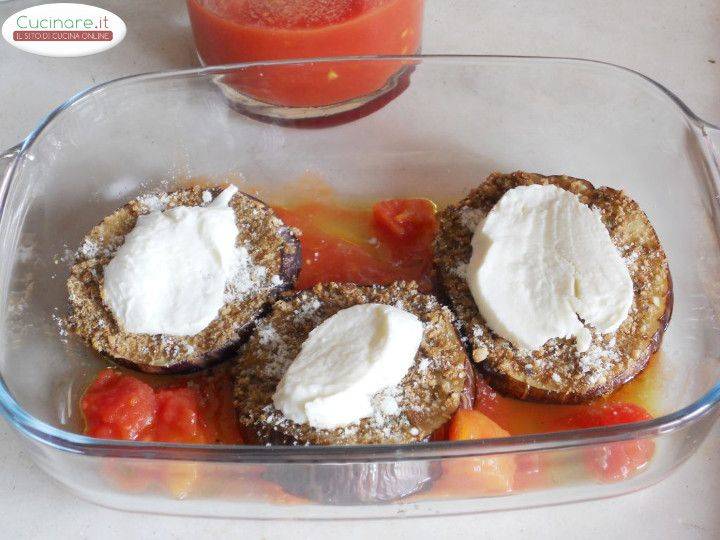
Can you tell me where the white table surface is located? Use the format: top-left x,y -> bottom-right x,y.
1,1 -> 718,538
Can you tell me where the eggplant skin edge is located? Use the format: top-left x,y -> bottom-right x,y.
263,461 -> 440,505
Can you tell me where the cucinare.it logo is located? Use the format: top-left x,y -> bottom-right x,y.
2,3 -> 126,57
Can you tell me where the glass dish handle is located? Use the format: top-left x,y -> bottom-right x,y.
0,144 -> 21,199
703,124 -> 720,179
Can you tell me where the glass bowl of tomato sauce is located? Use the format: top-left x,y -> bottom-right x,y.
187,0 -> 423,120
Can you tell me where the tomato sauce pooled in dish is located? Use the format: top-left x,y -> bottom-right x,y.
187,0 -> 423,107
274,198 -> 437,291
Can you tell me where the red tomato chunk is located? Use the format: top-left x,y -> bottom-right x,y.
81,368 -> 242,445
433,409 -> 516,495
372,198 -> 437,244
153,387 -> 207,444
81,369 -> 156,440
554,402 -> 655,482
275,199 -> 437,292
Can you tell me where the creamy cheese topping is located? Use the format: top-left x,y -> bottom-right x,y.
102,185 -> 240,336
273,304 -> 423,430
466,184 -> 633,352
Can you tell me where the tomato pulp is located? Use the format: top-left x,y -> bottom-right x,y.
274,198 -> 437,291
466,376 -> 656,483
552,402 -> 655,482
432,410 -> 516,495
82,367 -> 242,445
187,0 -> 423,107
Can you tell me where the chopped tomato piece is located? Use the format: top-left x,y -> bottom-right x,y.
81,368 -> 156,440
448,408 -> 509,440
585,439 -> 655,483
83,367 -> 243,498
433,410 -> 516,495
372,199 -> 437,288
153,387 -> 207,444
553,402 -> 655,482
372,198 -> 437,243
275,204 -> 390,289
81,366 -> 242,445
552,402 -> 652,430
275,200 -> 437,291
469,379 -> 551,490
297,235 -> 397,289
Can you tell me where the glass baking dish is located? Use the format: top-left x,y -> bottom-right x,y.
0,56 -> 719,519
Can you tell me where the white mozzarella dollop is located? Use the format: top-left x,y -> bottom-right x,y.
466,184 -> 633,352
273,303 -> 423,429
102,185 -> 240,336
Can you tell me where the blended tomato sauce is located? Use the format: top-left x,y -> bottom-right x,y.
187,0 -> 423,106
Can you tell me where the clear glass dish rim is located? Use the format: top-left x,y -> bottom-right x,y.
0,54 -> 718,463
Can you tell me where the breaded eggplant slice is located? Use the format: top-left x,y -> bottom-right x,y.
234,281 -> 471,445
67,185 -> 301,373
234,281 -> 472,504
434,171 -> 672,404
